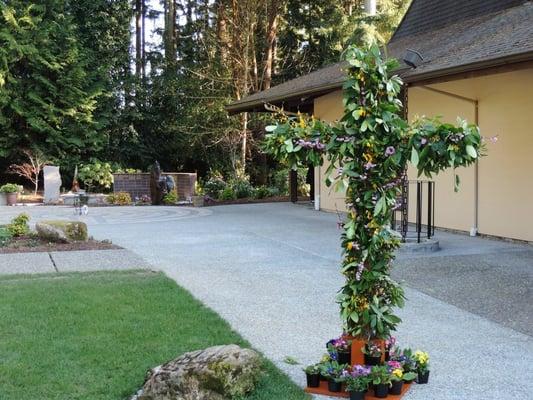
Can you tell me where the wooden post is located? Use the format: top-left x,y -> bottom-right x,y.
289,169 -> 298,203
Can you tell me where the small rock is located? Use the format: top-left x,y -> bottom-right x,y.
132,345 -> 261,400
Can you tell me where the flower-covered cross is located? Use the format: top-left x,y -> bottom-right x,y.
263,44 -> 483,340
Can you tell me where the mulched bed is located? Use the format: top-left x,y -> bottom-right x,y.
205,195 -> 310,206
0,236 -> 121,254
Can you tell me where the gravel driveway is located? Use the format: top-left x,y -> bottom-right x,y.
1,203 -> 532,399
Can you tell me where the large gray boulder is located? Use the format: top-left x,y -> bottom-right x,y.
132,345 -> 261,400
36,220 -> 88,243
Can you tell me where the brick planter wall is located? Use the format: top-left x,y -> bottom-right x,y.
113,172 -> 197,201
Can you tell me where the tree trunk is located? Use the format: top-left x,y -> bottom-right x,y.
141,0 -> 146,78
216,0 -> 229,63
135,0 -> 142,76
262,0 -> 280,90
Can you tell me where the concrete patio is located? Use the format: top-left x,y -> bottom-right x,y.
0,203 -> 531,399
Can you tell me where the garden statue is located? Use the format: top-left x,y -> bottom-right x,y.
150,161 -> 176,205
264,44 -> 484,342
150,161 -> 167,205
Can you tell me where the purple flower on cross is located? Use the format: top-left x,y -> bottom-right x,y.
385,146 -> 396,156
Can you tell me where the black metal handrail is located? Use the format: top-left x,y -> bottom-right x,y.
391,179 -> 435,243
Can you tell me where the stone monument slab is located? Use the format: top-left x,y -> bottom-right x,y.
44,165 -> 61,204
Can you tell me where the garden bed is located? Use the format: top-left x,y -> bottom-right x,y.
205,195 -> 310,206
0,234 -> 120,254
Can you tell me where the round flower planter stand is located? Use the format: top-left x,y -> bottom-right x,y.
304,337 -> 415,399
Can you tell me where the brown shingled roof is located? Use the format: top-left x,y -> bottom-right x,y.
227,0 -> 533,114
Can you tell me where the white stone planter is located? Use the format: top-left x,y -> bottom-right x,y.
0,193 -> 6,206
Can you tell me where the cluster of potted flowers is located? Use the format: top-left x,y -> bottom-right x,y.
304,336 -> 430,399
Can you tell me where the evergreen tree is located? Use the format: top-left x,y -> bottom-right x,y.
0,1 -> 100,166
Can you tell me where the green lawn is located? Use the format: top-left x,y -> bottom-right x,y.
0,271 -> 308,400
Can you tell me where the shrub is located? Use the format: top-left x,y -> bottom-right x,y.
78,160 -> 114,192
231,179 -> 253,199
267,187 -> 280,197
163,190 -> 178,205
204,177 -> 227,198
108,192 -> 132,205
0,183 -> 22,193
253,186 -> 270,199
0,225 -> 13,246
7,213 -> 30,237
271,169 -> 289,195
219,187 -> 236,201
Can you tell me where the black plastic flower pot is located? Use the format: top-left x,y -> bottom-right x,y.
306,373 -> 320,388
328,380 -> 342,393
418,371 -> 430,384
349,390 -> 366,400
338,350 -> 351,365
364,354 -> 382,366
374,383 -> 389,398
389,380 -> 403,395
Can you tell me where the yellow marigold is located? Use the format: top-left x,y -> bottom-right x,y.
347,242 -> 353,251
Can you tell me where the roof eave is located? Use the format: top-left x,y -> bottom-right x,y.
225,80 -> 346,115
405,50 -> 533,85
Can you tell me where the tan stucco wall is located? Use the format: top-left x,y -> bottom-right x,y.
313,68 -> 533,242
314,90 -> 346,212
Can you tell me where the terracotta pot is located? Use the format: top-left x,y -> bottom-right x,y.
306,373 -> 320,388
389,380 -> 403,395
5,192 -> 17,206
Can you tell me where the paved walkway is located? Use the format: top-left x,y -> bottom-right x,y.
0,249 -> 151,275
0,204 -> 532,399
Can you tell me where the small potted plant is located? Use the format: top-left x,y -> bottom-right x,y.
318,353 -> 332,381
384,336 -> 398,361
391,348 -> 417,383
362,342 -> 382,366
0,183 -> 21,206
414,350 -> 430,384
303,364 -> 320,388
387,360 -> 416,394
327,336 -> 352,365
344,365 -> 372,400
322,361 -> 347,393
370,365 -> 391,398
